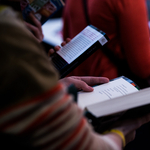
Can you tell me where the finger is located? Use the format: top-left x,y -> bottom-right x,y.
123,113 -> 150,131
48,46 -> 61,56
61,41 -> 67,47
48,49 -> 55,56
73,79 -> 94,92
31,26 -> 43,42
54,45 -> 61,51
28,12 -> 43,33
26,13 -> 44,42
66,38 -> 71,43
125,131 -> 136,144
73,76 -> 109,86
25,22 -> 43,42
61,38 -> 71,46
112,113 -> 150,135
134,113 -> 150,128
60,77 -> 94,92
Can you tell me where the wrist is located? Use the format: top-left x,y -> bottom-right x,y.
103,129 -> 126,148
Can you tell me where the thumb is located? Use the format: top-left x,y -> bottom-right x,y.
82,85 -> 94,92
75,81 -> 94,92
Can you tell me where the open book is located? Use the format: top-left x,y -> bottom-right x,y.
78,76 -> 150,132
21,0 -> 65,25
50,25 -> 109,78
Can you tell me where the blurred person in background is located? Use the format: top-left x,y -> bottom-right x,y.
62,0 -> 150,89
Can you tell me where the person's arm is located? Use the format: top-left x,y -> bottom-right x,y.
1,80 -> 150,150
47,39 -> 109,92
59,76 -> 109,92
117,0 -> 150,79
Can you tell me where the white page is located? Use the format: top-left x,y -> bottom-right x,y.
57,26 -> 107,64
78,78 -> 138,109
87,87 -> 150,118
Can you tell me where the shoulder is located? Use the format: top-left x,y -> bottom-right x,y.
0,6 -> 59,107
0,6 -> 24,27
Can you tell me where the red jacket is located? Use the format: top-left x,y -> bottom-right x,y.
62,0 -> 150,80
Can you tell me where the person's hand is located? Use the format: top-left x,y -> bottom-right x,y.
24,12 -> 44,43
59,76 -> 109,92
48,38 -> 71,56
104,113 -> 150,147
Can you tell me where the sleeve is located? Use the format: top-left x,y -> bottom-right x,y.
0,7 -> 59,108
0,7 -> 122,150
0,82 -> 121,150
115,0 -> 150,79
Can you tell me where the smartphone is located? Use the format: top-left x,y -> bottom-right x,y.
50,25 -> 109,78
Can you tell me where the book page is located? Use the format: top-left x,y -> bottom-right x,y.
57,26 -> 106,64
78,78 -> 138,109
87,87 -> 150,118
